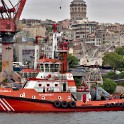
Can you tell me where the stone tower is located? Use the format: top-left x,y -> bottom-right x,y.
70,0 -> 87,21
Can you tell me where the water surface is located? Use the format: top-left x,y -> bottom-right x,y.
0,111 -> 123,124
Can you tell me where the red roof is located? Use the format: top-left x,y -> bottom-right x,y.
21,69 -> 40,73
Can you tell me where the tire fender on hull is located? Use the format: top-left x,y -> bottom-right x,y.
105,104 -> 111,108
61,101 -> 68,108
69,101 -> 76,108
105,103 -> 124,108
53,101 -> 61,108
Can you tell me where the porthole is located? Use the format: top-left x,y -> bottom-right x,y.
55,84 -> 58,87
42,96 -> 45,100
39,84 -> 42,87
58,96 -> 62,99
32,96 -> 36,99
68,96 -> 71,99
20,94 -> 23,97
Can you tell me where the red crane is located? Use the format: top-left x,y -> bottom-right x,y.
0,0 -> 26,82
0,0 -> 26,41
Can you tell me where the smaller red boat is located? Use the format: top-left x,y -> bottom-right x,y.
0,32 -> 124,113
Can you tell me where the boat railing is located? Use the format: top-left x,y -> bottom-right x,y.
35,86 -> 67,93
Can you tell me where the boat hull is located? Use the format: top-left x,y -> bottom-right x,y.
0,95 -> 124,112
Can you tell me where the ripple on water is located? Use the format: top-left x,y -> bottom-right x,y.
0,111 -> 123,124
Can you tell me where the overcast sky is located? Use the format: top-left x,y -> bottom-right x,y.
20,0 -> 124,24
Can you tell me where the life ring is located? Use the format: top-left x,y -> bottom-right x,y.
119,103 -> 124,107
115,103 -> 120,107
61,101 -> 68,108
69,101 -> 76,108
111,103 -> 116,107
105,104 -> 111,108
53,100 -> 61,108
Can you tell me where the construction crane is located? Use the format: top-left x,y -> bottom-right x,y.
79,39 -> 118,84
0,0 -> 26,39
0,0 -> 26,82
80,42 -> 102,66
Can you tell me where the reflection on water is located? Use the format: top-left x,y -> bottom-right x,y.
0,111 -> 123,124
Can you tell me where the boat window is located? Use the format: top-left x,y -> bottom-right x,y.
27,73 -> 30,78
47,84 -> 50,87
50,64 -> 54,72
32,73 -> 36,78
50,64 -> 59,72
45,64 -> 49,72
24,73 -> 27,78
60,75 -> 67,80
40,64 -> 44,72
55,64 -> 59,72
29,73 -> 31,78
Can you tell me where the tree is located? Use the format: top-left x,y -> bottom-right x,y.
74,77 -> 82,86
102,78 -> 117,94
102,52 -> 124,75
68,54 -> 79,68
115,46 -> 124,56
103,71 -> 117,79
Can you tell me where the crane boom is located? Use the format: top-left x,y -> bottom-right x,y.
14,0 -> 26,22
0,0 -> 26,33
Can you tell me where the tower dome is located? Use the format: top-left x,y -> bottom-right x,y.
73,0 -> 84,2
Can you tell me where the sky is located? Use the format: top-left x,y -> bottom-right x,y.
20,0 -> 124,24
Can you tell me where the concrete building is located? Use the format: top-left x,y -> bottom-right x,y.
71,21 -> 98,40
23,25 -> 46,39
15,44 -> 40,69
70,0 -> 87,21
82,37 -> 102,46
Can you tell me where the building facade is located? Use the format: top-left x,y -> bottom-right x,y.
15,44 -> 39,69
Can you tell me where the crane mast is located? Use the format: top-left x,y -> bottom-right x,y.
0,0 -> 26,82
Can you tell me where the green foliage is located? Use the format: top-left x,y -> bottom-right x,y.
115,46 -> 124,56
103,52 -> 124,69
102,51 -> 124,77
74,77 -> 82,86
117,72 -> 124,79
102,78 -> 117,94
117,82 -> 124,87
103,71 -> 117,79
46,26 -> 52,32
103,71 -> 124,80
68,54 -> 79,68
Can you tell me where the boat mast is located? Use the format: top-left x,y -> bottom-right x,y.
51,24 -> 68,73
